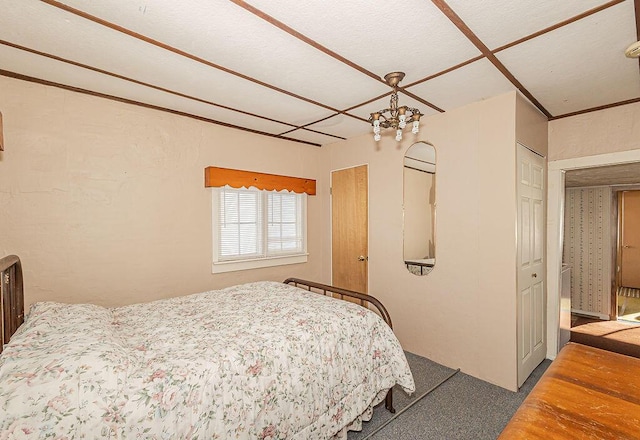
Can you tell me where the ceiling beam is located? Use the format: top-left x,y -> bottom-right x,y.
549,96 -> 640,120
228,0 -> 381,84
40,0 -> 344,116
404,55 -> 484,89
229,0 -> 445,114
278,126 -> 346,141
400,89 -> 444,113
2,38 -> 357,141
0,69 -> 322,147
0,40 -> 302,130
430,0 -> 552,119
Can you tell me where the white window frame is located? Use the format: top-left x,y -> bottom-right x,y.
212,186 -> 308,273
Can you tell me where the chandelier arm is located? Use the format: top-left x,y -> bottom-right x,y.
367,108 -> 392,122
405,107 -> 422,114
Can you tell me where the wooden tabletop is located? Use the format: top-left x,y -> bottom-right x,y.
499,342 -> 640,439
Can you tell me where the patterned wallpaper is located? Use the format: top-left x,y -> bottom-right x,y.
563,188 -> 612,318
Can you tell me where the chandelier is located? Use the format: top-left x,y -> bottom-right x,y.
369,72 -> 422,142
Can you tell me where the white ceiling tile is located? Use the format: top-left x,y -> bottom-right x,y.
0,0 -> 637,146
44,0 -> 390,109
243,0 -> 481,83
496,1 -> 640,116
281,129 -> 344,146
406,58 -> 517,111
446,0 -> 614,49
305,114 -> 372,140
0,44 -> 294,136
0,0 -> 334,127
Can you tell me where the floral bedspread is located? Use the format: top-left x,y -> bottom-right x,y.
0,281 -> 415,439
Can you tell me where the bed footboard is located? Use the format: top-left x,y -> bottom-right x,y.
0,255 -> 24,353
283,277 -> 396,413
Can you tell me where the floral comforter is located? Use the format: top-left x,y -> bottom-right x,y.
0,281 -> 415,439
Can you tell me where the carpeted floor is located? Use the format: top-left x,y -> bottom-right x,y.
348,352 -> 551,440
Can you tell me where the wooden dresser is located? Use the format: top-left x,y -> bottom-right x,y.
499,342 -> 640,439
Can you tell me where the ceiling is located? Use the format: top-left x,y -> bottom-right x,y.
1,0 -> 639,147
565,162 -> 640,187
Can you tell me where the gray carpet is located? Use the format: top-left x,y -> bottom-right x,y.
348,352 -> 551,440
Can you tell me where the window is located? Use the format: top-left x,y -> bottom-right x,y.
212,186 -> 307,273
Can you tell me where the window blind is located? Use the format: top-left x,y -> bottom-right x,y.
267,192 -> 304,255
217,187 -> 305,262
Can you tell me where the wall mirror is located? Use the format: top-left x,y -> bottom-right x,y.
403,141 -> 436,275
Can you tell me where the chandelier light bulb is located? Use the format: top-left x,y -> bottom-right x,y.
374,133 -> 381,141
412,120 -> 420,134
398,107 -> 407,129
395,129 -> 403,142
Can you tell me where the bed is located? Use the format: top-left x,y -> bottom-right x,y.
0,255 -> 415,439
499,342 -> 640,439
404,258 -> 435,275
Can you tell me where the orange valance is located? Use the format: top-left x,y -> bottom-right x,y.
204,166 -> 316,195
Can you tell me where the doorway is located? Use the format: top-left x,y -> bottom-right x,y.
616,190 -> 640,323
548,152 -> 640,359
331,165 -> 368,301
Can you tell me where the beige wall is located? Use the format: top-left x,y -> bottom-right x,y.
1,76 -> 543,391
323,91 -> 520,390
0,76 -> 327,308
549,102 -> 640,160
516,93 -> 548,156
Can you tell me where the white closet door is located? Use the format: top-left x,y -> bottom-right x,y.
517,144 -> 547,388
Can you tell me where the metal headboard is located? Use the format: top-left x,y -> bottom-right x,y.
0,255 -> 24,353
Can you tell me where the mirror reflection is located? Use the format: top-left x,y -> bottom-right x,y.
403,142 -> 436,276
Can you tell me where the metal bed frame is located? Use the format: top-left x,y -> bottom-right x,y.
0,255 -> 24,354
0,259 -> 397,413
284,277 -> 396,413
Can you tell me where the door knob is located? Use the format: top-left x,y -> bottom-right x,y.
532,273 -> 537,278
623,245 -> 632,248
358,255 -> 368,261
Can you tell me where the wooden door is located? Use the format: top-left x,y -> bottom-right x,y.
517,144 -> 546,388
331,165 -> 368,297
620,190 -> 640,289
